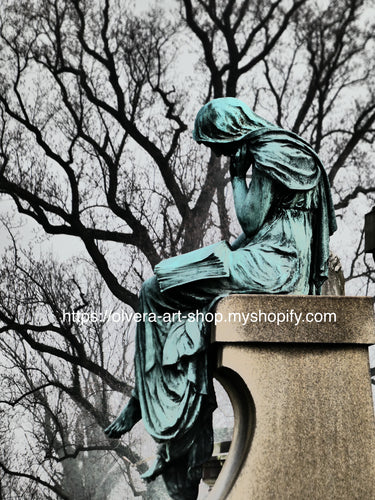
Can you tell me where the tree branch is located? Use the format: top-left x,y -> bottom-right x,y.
0,462 -> 69,500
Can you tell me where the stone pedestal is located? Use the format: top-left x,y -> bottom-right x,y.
209,295 -> 375,500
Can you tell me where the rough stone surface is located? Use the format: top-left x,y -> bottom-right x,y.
212,295 -> 375,344
209,295 -> 375,500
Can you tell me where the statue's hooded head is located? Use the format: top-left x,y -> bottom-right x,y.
193,97 -> 274,144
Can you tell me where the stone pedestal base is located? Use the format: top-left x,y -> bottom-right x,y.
209,295 -> 375,500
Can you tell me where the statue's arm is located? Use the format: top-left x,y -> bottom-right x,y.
231,170 -> 273,237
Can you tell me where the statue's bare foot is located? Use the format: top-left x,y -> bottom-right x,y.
104,396 -> 142,438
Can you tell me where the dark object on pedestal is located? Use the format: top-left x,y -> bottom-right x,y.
364,208 -> 375,264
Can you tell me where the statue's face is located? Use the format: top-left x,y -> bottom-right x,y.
201,141 -> 241,157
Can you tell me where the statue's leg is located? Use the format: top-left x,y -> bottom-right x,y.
105,277 -> 170,439
107,274 -> 227,442
161,453 -> 201,500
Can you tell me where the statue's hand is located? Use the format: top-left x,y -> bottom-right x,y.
230,143 -> 252,179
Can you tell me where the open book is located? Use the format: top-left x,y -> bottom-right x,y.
154,240 -> 231,292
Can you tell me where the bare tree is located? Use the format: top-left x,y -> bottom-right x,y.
0,243 -> 162,497
0,0 -> 374,497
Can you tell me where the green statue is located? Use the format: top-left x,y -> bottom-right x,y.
105,98 -> 337,499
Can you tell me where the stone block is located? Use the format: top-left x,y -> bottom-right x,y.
209,295 -> 375,500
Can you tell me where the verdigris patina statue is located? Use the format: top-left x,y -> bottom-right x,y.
105,98 -> 337,499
